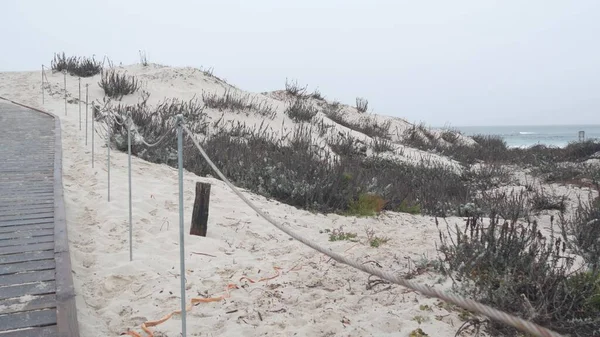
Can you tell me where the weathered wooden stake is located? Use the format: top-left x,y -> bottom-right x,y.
190,182 -> 210,236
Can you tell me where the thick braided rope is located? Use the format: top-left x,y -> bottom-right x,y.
182,124 -> 563,337
111,114 -> 125,127
118,113 -> 174,148
109,112 -> 172,147
137,129 -> 173,148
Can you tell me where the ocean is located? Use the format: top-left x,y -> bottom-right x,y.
454,125 -> 600,148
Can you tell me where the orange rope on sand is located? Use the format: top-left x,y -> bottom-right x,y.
121,265 -> 302,336
239,266 -> 282,283
121,284 -> 238,337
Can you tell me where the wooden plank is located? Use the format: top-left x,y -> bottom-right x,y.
0,191 -> 54,195
0,193 -> 53,197
0,218 -> 54,228
0,259 -> 55,275
0,181 -> 51,185
0,224 -> 54,234
0,191 -> 54,197
0,177 -> 52,181
0,270 -> 55,287
0,196 -> 54,202
0,281 -> 56,301
0,206 -> 54,215
0,185 -> 53,190
0,250 -> 54,265
0,326 -> 57,337
0,203 -> 54,211
0,309 -> 57,332
0,242 -> 54,255
0,202 -> 54,208
0,236 -> 54,247
0,294 -> 57,315
0,213 -> 55,223
0,194 -> 55,200
0,229 -> 54,240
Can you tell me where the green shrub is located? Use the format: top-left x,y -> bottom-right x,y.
397,200 -> 421,215
567,271 -> 600,312
408,328 -> 428,337
347,194 -> 386,216
328,228 -> 358,242
369,236 -> 390,248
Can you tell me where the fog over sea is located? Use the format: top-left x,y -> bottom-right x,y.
454,125 -> 600,148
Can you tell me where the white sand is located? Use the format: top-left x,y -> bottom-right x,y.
0,65 -> 593,337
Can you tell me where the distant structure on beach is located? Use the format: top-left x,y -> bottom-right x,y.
579,130 -> 585,141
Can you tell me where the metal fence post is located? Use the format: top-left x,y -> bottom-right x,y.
107,108 -> 111,202
85,84 -> 89,146
127,111 -> 133,261
176,114 -> 187,337
63,70 -> 67,115
41,65 -> 45,105
92,105 -> 95,168
78,78 -> 82,130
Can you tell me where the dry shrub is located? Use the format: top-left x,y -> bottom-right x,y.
323,102 -> 391,139
560,194 -> 600,269
372,137 -> 394,153
51,52 -> 102,77
139,50 -> 148,66
99,69 -> 140,99
402,124 -> 436,151
202,89 -> 276,118
285,98 -> 317,122
530,190 -> 567,213
328,133 -> 366,158
437,214 -> 600,336
461,163 -> 512,191
103,97 -> 470,216
441,129 -> 461,144
356,97 -> 368,113
311,88 -> 324,100
285,78 -> 307,97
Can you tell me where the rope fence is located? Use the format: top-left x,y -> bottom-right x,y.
37,70 -> 564,337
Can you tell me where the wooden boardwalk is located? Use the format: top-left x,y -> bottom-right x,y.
0,100 -> 79,337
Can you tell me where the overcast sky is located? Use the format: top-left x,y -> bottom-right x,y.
2,0 -> 599,126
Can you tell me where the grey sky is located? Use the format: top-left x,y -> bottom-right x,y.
2,0 -> 599,126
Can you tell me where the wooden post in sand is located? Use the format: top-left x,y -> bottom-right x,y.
190,182 -> 211,237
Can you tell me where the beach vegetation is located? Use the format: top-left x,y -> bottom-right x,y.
98,69 -> 140,99
51,52 -> 102,77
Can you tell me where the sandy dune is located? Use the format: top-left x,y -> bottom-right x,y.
0,65 -> 595,337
